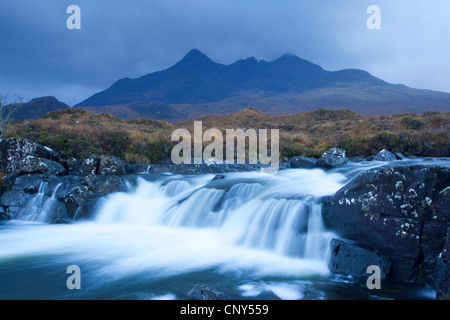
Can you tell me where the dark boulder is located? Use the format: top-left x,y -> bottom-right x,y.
56,174 -> 127,218
0,138 -> 63,175
396,152 -> 406,160
349,157 -> 365,163
323,163 -> 450,288
67,158 -> 81,175
290,156 -> 318,169
437,229 -> 450,300
146,164 -> 260,175
79,157 -> 99,176
187,284 -> 231,300
211,174 -> 225,181
13,156 -> 66,176
124,163 -> 150,175
0,207 -> 10,220
98,156 -> 126,176
328,238 -> 391,279
316,148 -> 348,169
11,173 -> 53,193
254,290 -> 281,300
1,190 -> 33,218
373,149 -> 397,162
1,172 -> 127,221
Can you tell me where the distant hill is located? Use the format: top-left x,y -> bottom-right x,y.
12,96 -> 70,121
75,49 -> 450,121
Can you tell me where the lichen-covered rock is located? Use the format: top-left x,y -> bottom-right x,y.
328,238 -> 391,279
14,156 -> 66,176
323,163 -> 450,290
290,156 -> 317,169
0,139 -> 66,175
187,284 -> 231,300
79,157 -> 99,176
98,156 -> 126,176
374,149 -> 397,162
53,174 -> 127,218
316,148 -> 348,169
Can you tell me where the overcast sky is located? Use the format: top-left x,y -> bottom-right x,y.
1,0 -> 450,106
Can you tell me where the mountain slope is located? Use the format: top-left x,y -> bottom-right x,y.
12,96 -> 70,121
75,49 -> 450,121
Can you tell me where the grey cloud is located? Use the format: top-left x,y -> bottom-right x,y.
0,0 -> 449,106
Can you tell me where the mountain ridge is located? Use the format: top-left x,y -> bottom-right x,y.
74,49 -> 450,121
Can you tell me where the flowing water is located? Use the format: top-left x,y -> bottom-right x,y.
1,159 -> 446,300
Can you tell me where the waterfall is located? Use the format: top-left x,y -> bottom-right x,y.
93,170 -> 341,262
16,182 -> 62,223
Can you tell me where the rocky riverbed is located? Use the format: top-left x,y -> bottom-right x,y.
0,138 -> 449,299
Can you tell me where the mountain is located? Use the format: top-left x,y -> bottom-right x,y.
12,96 -> 70,121
75,49 -> 450,121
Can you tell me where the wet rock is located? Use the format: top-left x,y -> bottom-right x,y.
0,173 -> 17,191
316,148 -> 348,169
1,190 -> 33,218
328,239 -> 391,279
0,207 -> 10,220
1,190 -> 33,208
255,290 -> 281,300
323,163 -> 450,284
1,172 -> 127,221
373,149 -> 396,162
57,174 -> 126,218
124,163 -> 150,175
396,152 -> 406,160
437,229 -> 450,300
47,199 -> 68,223
187,284 -> 231,300
82,174 -> 127,195
211,174 -> 225,181
79,157 -> 99,176
67,158 -> 81,175
349,157 -> 365,163
290,156 -> 318,169
11,173 -> 53,193
98,156 -> 126,176
146,164 -> 261,175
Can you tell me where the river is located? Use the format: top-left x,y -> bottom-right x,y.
1,159 -> 445,300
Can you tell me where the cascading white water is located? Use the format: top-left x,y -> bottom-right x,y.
93,169 -> 340,263
0,160 -> 443,300
16,182 -> 62,223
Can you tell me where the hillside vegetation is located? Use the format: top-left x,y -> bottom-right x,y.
5,108 -> 450,163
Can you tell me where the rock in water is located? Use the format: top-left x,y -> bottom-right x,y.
437,230 -> 450,300
396,152 -> 406,160
254,290 -> 281,300
374,149 -> 397,162
98,156 -> 126,176
79,157 -> 99,176
187,284 -> 231,300
316,148 -> 348,169
0,207 -> 9,220
328,238 -> 391,279
290,156 -> 318,169
323,163 -> 450,290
